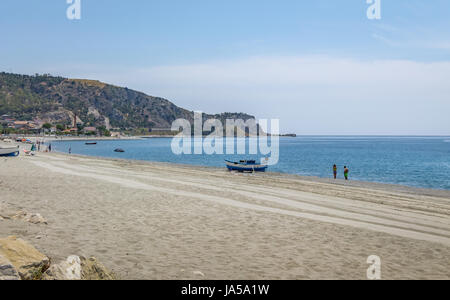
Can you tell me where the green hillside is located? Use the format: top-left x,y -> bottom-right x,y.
0,72 -> 255,131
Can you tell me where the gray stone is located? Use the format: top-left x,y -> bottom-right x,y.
12,211 -> 48,225
0,254 -> 20,280
43,256 -> 116,280
43,255 -> 82,280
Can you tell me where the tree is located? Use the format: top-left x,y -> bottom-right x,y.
56,124 -> 65,131
96,125 -> 108,136
42,123 -> 52,130
96,125 -> 106,132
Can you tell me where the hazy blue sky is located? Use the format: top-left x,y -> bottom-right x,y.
1,0 -> 449,134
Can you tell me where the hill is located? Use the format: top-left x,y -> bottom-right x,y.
0,72 -> 255,132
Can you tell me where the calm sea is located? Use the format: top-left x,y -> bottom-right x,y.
52,136 -> 450,190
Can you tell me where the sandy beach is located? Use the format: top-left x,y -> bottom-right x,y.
1,150 -> 449,280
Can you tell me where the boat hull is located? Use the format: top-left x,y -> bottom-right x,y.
0,146 -> 20,157
225,160 -> 268,172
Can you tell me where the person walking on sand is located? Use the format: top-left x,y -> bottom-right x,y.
344,166 -> 349,180
333,164 -> 338,179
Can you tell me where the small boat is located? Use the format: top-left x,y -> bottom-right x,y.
85,142 -> 97,145
225,160 -> 268,172
114,148 -> 125,153
0,145 -> 20,157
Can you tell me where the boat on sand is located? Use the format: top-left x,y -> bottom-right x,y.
0,145 -> 20,157
225,160 -> 268,172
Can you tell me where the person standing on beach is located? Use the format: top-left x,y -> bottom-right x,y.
333,164 -> 337,179
69,147 -> 71,154
48,143 -> 52,152
344,166 -> 349,180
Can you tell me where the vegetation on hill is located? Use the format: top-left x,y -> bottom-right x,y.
0,72 -> 255,132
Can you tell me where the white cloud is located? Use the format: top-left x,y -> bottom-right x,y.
371,23 -> 450,51
372,33 -> 450,50
34,56 -> 450,135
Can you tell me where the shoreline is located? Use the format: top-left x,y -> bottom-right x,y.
1,151 -> 449,279
55,150 -> 450,197
3,137 -> 450,195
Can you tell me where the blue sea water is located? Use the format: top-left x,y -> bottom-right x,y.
52,136 -> 450,190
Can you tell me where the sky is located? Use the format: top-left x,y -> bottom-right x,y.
1,0 -> 449,135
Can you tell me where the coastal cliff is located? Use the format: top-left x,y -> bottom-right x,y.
0,72 -> 255,131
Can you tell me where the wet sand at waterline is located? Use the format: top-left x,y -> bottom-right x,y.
0,152 -> 449,279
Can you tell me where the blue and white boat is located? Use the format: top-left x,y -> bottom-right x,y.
225,160 -> 268,172
0,145 -> 20,157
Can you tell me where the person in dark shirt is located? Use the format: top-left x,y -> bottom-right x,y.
333,164 -> 337,179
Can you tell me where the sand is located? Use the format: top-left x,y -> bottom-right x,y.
0,150 -> 449,280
